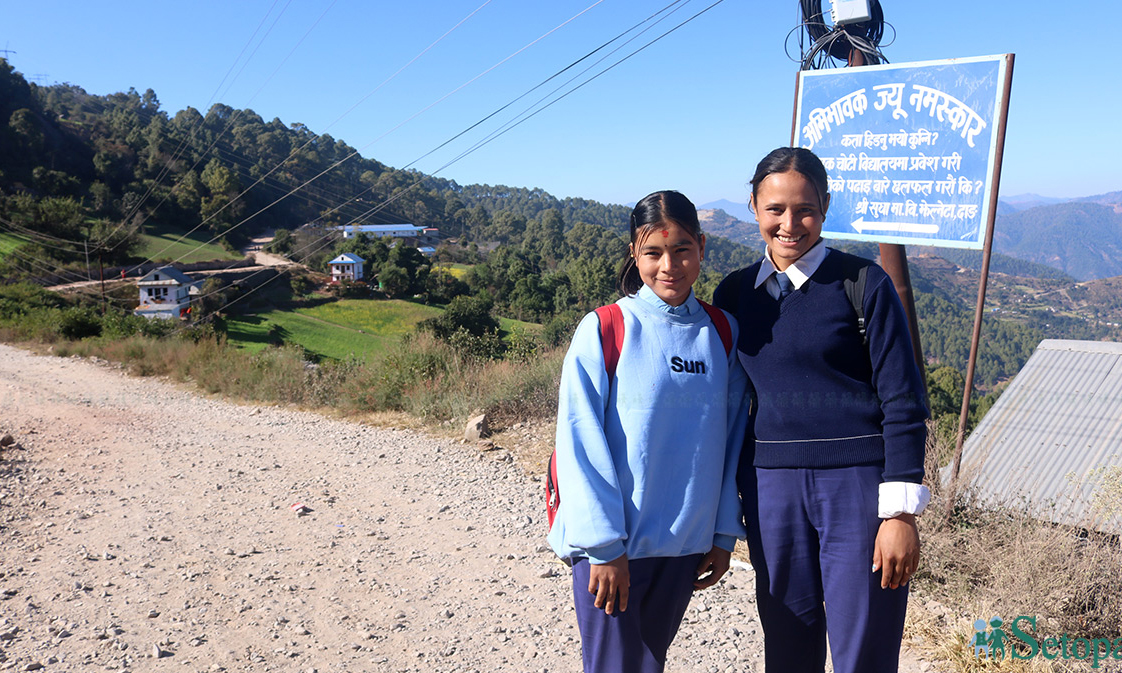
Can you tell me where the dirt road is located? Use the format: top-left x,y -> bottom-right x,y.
0,344 -> 783,673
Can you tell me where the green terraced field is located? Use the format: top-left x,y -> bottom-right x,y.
226,298 -> 541,362
226,299 -> 442,361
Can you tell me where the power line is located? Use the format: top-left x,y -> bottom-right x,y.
107,0 -> 327,251
131,1 -> 611,274
231,0 -> 622,233
349,0 -> 727,230
115,0 -> 293,231
396,0 -> 689,177
7,0 -> 467,285
119,0 -> 493,270
178,0 -> 729,328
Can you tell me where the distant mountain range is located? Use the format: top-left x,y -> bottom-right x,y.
699,199 -> 751,222
999,193 -> 1069,210
697,190 -> 1122,281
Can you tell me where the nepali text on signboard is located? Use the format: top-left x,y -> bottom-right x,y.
793,55 -> 1011,249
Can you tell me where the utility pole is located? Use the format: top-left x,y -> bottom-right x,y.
848,49 -> 926,381
98,250 -> 106,314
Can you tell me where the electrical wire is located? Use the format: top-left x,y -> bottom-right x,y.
39,0 -> 728,331
120,0 -> 501,270
132,1 -> 610,274
306,0 -> 694,231
107,0 -> 334,254
0,237 -> 91,284
346,0 -> 727,231
396,1 -> 689,181
109,0 -> 296,243
8,0 -> 478,286
792,0 -> 890,70
0,217 -> 88,250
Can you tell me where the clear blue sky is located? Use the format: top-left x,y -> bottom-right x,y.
3,1 -> 1118,208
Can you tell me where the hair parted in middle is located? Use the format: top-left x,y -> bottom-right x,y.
749,146 -> 831,215
615,190 -> 704,297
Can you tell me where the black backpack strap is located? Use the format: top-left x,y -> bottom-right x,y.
839,255 -> 870,347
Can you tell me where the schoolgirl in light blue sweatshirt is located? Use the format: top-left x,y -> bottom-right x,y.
548,190 -> 748,673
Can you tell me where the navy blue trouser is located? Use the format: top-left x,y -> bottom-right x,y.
571,554 -> 702,673
743,465 -> 908,673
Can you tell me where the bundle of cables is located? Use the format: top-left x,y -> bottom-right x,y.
796,0 -> 890,70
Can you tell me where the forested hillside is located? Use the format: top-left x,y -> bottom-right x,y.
993,202 -> 1122,280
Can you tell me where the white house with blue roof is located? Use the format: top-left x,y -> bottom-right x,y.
329,253 -> 365,283
134,266 -> 201,320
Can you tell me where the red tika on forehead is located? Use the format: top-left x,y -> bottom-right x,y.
661,230 -> 668,237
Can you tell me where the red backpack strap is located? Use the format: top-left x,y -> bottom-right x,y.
593,304 -> 625,379
698,300 -> 733,356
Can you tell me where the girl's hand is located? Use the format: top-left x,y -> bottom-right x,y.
872,513 -> 920,589
589,554 -> 629,614
693,547 -> 732,590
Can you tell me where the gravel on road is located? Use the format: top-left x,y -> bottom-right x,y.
0,344 -> 774,673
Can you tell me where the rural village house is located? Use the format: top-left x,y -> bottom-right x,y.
329,252 -> 365,283
134,266 -> 201,320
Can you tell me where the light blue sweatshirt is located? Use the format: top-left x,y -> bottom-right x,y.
547,285 -> 749,564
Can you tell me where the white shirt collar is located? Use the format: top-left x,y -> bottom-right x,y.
636,283 -> 698,316
754,238 -> 829,291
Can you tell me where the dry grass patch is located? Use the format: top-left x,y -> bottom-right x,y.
909,429 -> 1122,672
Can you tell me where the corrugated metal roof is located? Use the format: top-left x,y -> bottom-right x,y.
952,339 -> 1122,532
335,224 -> 421,233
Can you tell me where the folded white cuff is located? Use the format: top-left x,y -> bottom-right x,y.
878,481 -> 930,518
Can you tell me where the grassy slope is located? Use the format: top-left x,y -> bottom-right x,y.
225,299 -> 443,361
0,233 -> 22,258
301,299 -> 442,337
137,224 -> 242,264
498,316 -> 542,333
225,311 -> 392,361
225,298 -> 542,361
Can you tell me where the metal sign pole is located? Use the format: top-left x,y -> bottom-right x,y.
943,53 -> 1016,518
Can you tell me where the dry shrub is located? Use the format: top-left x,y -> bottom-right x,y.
338,332 -> 564,426
225,345 -> 309,404
343,332 -> 455,416
25,327 -> 563,432
913,423 -> 1122,671
468,347 -> 563,424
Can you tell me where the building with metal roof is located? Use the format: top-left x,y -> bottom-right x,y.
331,224 -> 439,246
134,266 -> 201,320
951,339 -> 1122,533
328,253 -> 365,283
335,224 -> 422,239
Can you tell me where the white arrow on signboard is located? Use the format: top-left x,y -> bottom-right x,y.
850,217 -> 940,235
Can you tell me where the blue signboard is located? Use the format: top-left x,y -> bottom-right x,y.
794,55 -> 1011,249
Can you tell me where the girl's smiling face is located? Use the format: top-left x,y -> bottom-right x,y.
752,170 -> 829,271
630,221 -> 705,306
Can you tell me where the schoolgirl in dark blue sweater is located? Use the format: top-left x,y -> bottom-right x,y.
713,147 -> 930,673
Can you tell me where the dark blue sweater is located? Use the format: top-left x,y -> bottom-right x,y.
713,250 -> 927,483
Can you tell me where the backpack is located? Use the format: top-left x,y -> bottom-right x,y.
837,253 -> 871,346
546,300 -> 734,531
